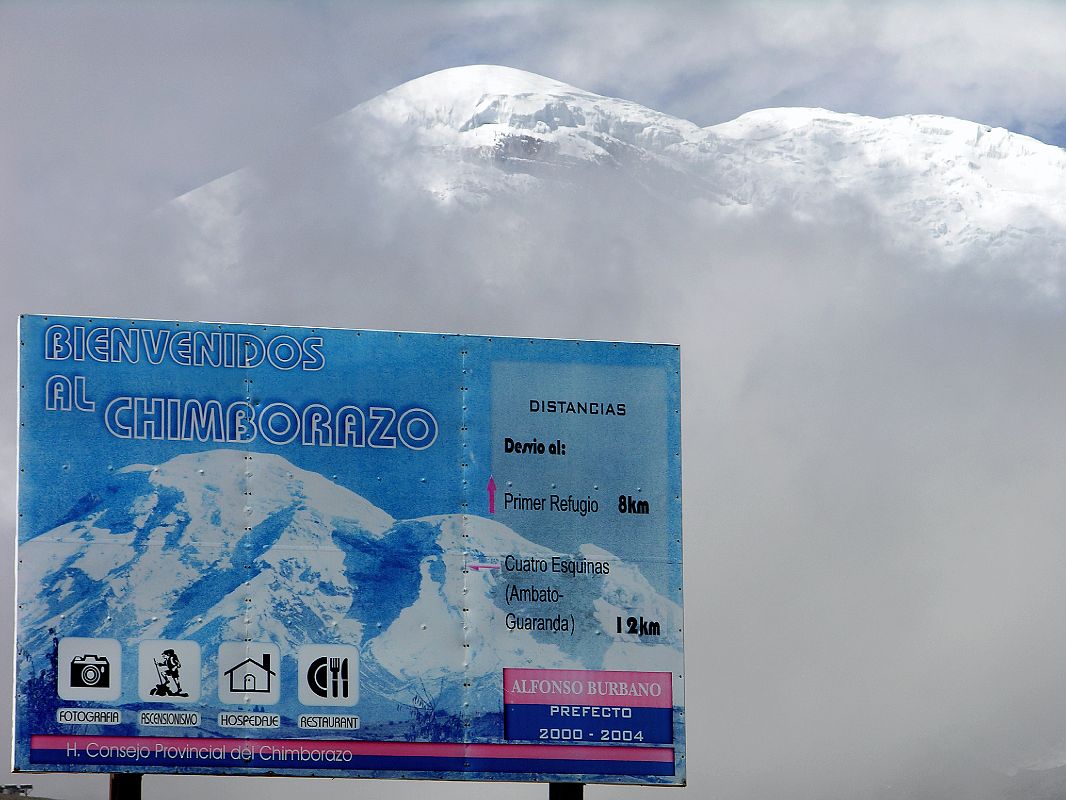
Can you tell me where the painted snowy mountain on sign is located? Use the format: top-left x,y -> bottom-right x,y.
17,450 -> 681,737
172,64 -> 1066,278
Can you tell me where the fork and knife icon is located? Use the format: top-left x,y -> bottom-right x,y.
307,655 -> 349,699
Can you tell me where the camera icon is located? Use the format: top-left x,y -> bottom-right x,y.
70,654 -> 111,688
57,638 -> 121,700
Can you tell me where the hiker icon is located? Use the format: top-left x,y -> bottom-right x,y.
150,648 -> 188,697
138,639 -> 201,703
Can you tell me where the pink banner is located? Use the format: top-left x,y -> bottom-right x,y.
503,668 -> 673,708
30,735 -> 674,764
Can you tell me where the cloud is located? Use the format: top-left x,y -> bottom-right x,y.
449,1 -> 1066,144
13,118 -> 1062,797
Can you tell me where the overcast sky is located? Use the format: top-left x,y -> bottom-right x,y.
4,3 -> 1066,799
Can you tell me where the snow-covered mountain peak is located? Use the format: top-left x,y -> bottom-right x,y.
711,105 -> 1057,164
340,63 -> 701,166
122,449 -> 394,536
171,65 -> 1066,286
373,65 -> 584,127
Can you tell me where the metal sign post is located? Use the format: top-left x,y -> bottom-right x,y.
549,782 -> 584,799
109,773 -> 141,800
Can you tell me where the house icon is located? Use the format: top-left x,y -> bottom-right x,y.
223,652 -> 275,694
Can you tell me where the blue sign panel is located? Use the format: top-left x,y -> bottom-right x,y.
15,315 -> 684,786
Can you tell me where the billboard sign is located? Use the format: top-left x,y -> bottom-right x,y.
14,315 -> 684,785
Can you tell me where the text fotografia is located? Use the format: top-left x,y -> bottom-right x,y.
56,708 -> 120,725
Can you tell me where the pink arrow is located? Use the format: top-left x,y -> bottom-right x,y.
487,475 -> 497,514
468,563 -> 501,571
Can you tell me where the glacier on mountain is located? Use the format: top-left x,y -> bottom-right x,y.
172,64 -> 1066,278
